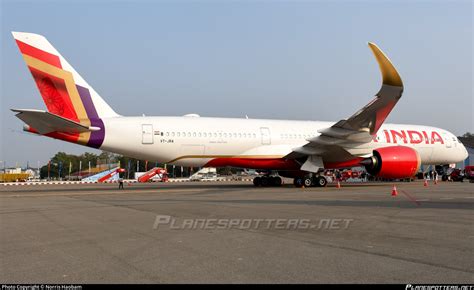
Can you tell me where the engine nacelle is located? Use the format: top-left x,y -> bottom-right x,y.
363,146 -> 421,179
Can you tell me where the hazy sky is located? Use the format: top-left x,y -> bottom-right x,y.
1,0 -> 473,167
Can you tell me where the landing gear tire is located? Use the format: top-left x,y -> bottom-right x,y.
253,177 -> 261,187
315,176 -> 327,187
255,176 -> 283,187
303,177 -> 313,187
294,177 -> 304,188
260,177 -> 269,187
272,176 -> 282,186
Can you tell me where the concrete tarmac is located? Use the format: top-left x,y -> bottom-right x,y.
0,180 -> 473,283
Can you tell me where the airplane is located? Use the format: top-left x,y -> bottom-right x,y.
11,32 -> 468,187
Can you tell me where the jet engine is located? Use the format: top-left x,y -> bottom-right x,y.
361,146 -> 421,179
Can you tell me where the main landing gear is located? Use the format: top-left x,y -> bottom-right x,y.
253,175 -> 328,188
253,176 -> 282,187
293,176 -> 327,188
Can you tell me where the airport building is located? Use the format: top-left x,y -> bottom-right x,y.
457,145 -> 474,168
457,137 -> 474,168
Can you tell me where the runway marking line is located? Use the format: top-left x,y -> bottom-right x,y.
400,190 -> 421,206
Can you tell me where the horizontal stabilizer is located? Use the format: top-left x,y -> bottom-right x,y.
12,109 -> 100,134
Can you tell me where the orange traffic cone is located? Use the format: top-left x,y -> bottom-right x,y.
336,181 -> 341,188
423,179 -> 428,187
391,185 -> 398,196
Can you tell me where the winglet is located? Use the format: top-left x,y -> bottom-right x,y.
368,42 -> 403,87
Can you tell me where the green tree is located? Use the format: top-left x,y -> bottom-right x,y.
458,132 -> 474,148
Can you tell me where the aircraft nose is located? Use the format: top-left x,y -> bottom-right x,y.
461,145 -> 468,160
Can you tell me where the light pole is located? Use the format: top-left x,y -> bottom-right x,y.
58,161 -> 62,180
127,160 -> 131,179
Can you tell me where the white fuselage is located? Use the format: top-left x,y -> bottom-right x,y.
100,116 -> 468,168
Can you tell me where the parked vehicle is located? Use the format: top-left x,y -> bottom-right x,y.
442,168 -> 464,182
464,166 -> 474,183
190,173 -> 217,181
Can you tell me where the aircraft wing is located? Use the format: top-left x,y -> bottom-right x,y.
12,109 -> 100,134
287,43 -> 404,172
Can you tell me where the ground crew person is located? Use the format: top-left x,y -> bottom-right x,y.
118,176 -> 124,189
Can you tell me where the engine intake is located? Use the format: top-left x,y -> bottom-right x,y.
362,146 -> 421,179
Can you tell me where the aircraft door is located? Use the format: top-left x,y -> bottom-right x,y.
260,127 -> 271,145
142,124 -> 154,144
